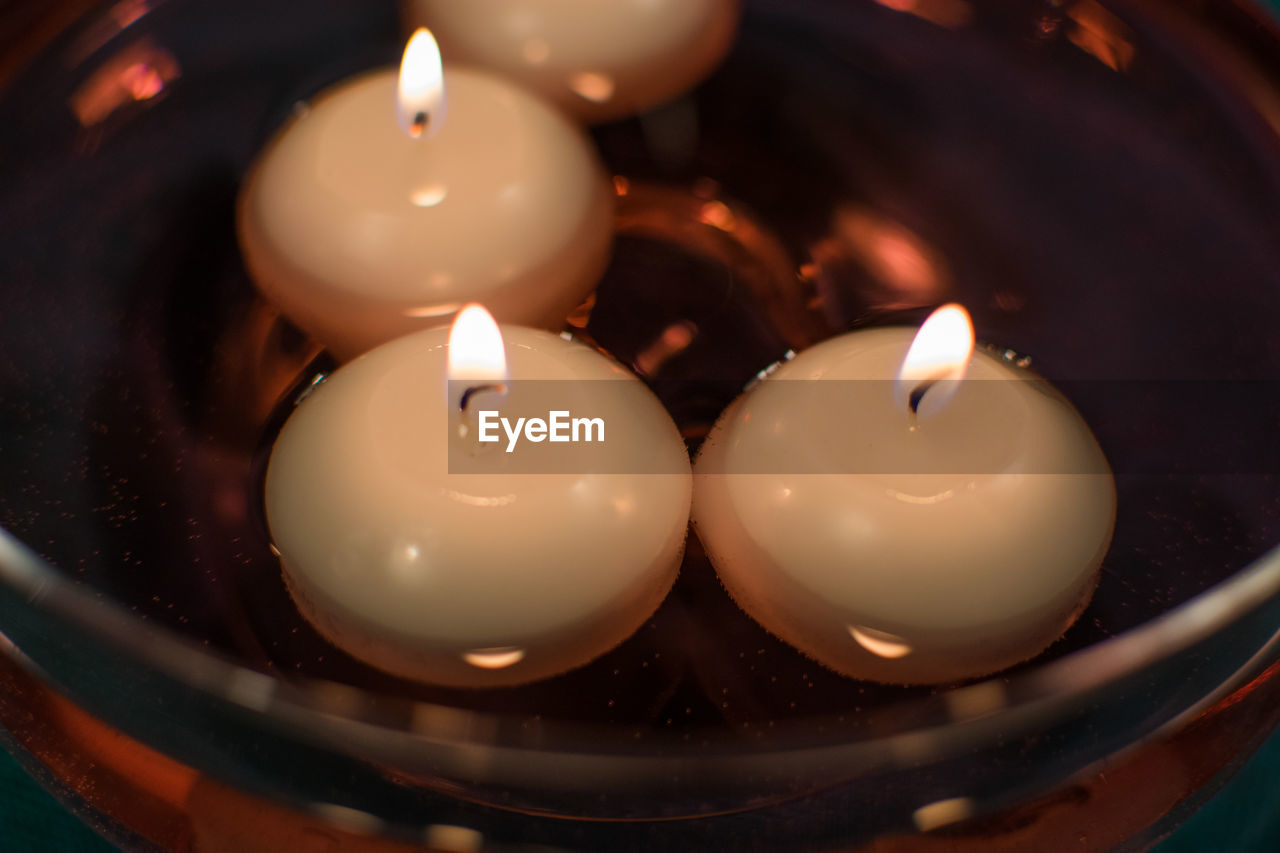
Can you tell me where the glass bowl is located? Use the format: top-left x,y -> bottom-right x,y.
3,0 -> 1280,848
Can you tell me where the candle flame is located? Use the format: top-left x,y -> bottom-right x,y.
398,28 -> 446,139
896,303 -> 974,419
447,304 -> 507,384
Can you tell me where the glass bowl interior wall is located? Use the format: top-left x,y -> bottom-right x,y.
3,0 -> 1280,846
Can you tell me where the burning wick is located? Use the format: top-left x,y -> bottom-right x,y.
447,304 -> 508,442
408,110 -> 430,138
897,303 -> 975,432
907,376 -> 942,432
458,382 -> 507,413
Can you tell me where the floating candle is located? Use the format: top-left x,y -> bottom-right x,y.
692,305 -> 1115,684
402,0 -> 741,123
238,29 -> 614,361
265,306 -> 691,687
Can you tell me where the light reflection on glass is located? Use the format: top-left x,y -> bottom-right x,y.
633,320 -> 697,376
611,179 -> 823,349
119,62 -> 164,99
1067,0 -> 1135,71
68,38 -> 179,127
697,200 -> 735,232
874,0 -> 973,29
64,0 -> 154,66
109,0 -> 151,30
807,206 -> 947,312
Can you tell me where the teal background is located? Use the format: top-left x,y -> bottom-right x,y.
0,748 -> 119,852
4,0 -> 1280,848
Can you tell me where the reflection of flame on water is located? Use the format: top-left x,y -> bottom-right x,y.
611,179 -> 825,349
873,0 -> 973,29
848,625 -> 914,658
69,38 -> 179,128
698,201 -> 735,231
1067,0 -> 1135,71
462,647 -> 526,669
633,321 -> 698,376
807,207 -> 947,314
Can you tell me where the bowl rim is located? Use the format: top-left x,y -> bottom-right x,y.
5,522 -> 1280,771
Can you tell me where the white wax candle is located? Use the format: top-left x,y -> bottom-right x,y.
238,31 -> 614,362
265,308 -> 691,687
402,0 -> 741,123
692,308 -> 1115,684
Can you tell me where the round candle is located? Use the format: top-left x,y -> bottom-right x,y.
402,0 -> 741,123
692,306 -> 1115,684
238,30 -> 614,362
265,306 -> 691,687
